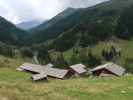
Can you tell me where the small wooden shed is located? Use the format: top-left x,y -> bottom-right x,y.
91,63 -> 125,77
69,64 -> 87,76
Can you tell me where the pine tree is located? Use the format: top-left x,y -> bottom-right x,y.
53,53 -> 68,69
37,45 -> 51,64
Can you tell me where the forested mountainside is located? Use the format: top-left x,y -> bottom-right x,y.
0,0 -> 133,55
0,0 -> 133,75
29,7 -> 79,43
0,17 -> 27,45
17,20 -> 43,30
27,0 -> 133,51
116,5 -> 133,39
48,0 -> 133,51
0,0 -> 133,67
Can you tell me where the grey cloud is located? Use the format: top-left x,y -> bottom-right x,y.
0,0 -> 108,24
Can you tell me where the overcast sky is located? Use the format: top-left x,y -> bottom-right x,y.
0,0 -> 108,24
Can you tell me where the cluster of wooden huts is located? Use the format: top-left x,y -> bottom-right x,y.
17,62 -> 125,81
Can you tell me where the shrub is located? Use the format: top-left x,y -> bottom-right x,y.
20,47 -> 33,57
0,44 -> 14,57
37,45 -> 51,64
124,58 -> 133,73
52,53 -> 68,69
69,48 -> 101,68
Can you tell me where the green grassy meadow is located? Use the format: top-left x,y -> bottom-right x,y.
0,40 -> 133,100
64,39 -> 133,66
0,67 -> 133,100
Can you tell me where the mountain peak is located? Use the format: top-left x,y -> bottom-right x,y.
57,7 -> 77,18
17,20 -> 44,30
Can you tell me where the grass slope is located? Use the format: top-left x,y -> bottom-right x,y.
0,39 -> 133,100
0,68 -> 133,100
64,39 -> 133,66
0,55 -> 133,100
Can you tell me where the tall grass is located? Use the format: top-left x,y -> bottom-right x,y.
0,68 -> 133,100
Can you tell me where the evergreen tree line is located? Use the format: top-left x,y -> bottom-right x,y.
18,45 -> 102,69
35,47 -> 102,69
102,46 -> 121,61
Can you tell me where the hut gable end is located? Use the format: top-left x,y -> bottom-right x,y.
70,64 -> 87,74
91,63 -> 125,76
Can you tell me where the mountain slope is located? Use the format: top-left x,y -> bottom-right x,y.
28,0 -> 133,51
17,20 -> 43,30
0,17 -> 27,45
116,5 -> 133,39
48,0 -> 133,51
30,0 -> 133,44
29,7 -> 79,43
